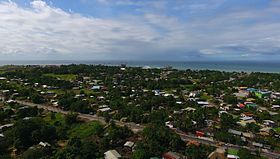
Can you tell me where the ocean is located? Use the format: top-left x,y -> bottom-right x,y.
0,60 -> 279,73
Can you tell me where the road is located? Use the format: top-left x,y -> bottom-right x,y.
15,100 -> 145,133
175,129 -> 280,159
1,98 -> 280,159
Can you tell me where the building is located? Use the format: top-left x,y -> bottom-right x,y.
124,141 -> 134,148
255,91 -> 271,98
162,151 -> 187,159
227,154 -> 240,159
91,85 -> 101,90
104,150 -> 121,159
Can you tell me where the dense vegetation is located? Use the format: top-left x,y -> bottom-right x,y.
0,65 -> 279,158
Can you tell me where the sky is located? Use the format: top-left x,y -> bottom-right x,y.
0,0 -> 280,61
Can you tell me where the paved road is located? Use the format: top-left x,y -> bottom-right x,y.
175,129 -> 280,159
15,100 -> 145,133
2,98 -> 280,159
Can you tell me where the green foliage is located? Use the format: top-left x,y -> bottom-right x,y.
55,137 -> 99,159
16,107 -> 39,119
31,94 -> 44,104
238,148 -> 258,159
69,122 -> 104,138
223,94 -> 238,104
43,74 -> 77,81
220,113 -> 236,129
132,149 -> 150,159
133,123 -> 184,158
246,123 -> 260,133
185,144 -> 215,159
4,118 -> 57,150
21,147 -> 51,159
65,113 -> 78,126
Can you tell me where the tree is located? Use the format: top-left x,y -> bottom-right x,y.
4,118 -> 56,150
55,137 -> 100,159
220,113 -> 235,129
246,123 -> 260,133
65,112 -> 78,125
134,123 -> 185,157
21,147 -> 51,159
31,94 -> 44,104
224,94 -> 237,104
132,149 -> 150,159
238,148 -> 256,159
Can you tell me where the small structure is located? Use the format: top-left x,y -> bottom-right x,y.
0,123 -> 14,131
104,150 -> 121,159
196,131 -> 204,137
227,154 -> 240,159
98,107 -> 111,113
255,91 -> 271,98
0,77 -> 7,80
162,151 -> 184,159
124,141 -> 134,148
39,141 -> 51,147
197,101 -> 209,106
252,142 -> 263,148
237,117 -> 256,127
91,85 -> 101,90
228,129 -> 242,136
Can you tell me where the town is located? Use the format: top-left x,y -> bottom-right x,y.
0,64 -> 279,159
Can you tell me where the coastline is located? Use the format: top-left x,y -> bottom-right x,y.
0,60 -> 279,73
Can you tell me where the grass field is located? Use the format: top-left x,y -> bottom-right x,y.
44,112 -> 64,125
274,127 -> 280,133
44,73 -> 77,81
69,121 -> 103,138
228,148 -> 238,155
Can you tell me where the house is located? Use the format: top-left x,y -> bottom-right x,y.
104,150 -> 121,159
91,85 -> 101,90
0,123 -> 14,131
234,92 -> 248,98
181,107 -> 196,112
6,100 -> 16,104
227,154 -> 240,159
124,141 -> 134,148
259,127 -> 272,136
162,151 -> 186,159
197,101 -> 209,106
228,129 -> 242,136
245,102 -> 257,108
237,117 -> 256,126
165,121 -> 174,128
98,107 -> 111,113
39,141 -> 51,147
247,88 -> 258,92
242,132 -> 254,138
237,103 -> 245,109
252,142 -> 263,148
196,131 -> 204,137
272,105 -> 280,110
263,120 -> 275,127
255,91 -> 271,98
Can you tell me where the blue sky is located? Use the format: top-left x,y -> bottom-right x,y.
0,0 -> 280,61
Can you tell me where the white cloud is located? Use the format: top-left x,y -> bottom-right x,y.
0,0 -> 163,60
0,0 -> 280,61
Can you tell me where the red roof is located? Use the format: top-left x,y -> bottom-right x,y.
162,152 -> 180,159
238,104 -> 245,107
